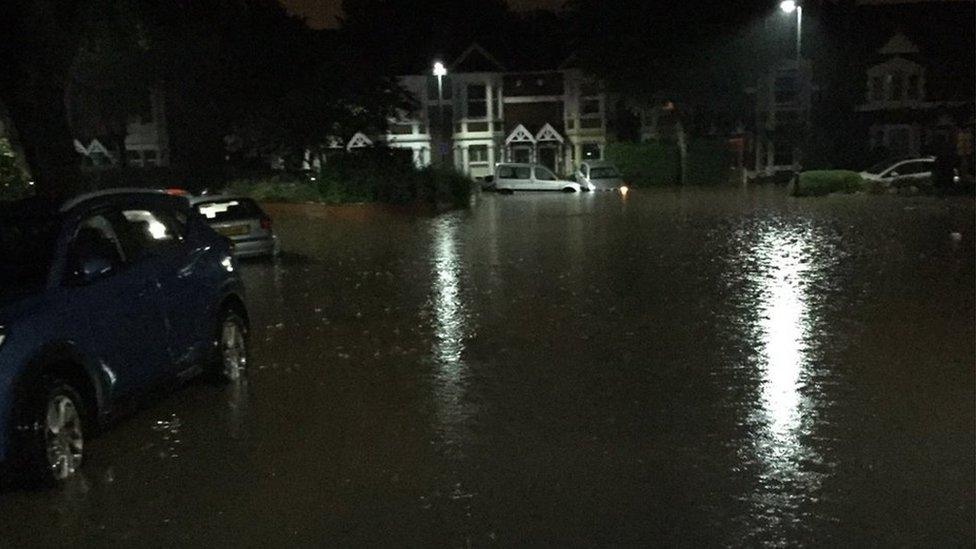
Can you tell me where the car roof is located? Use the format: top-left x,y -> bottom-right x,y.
60,188 -> 188,215
189,194 -> 253,205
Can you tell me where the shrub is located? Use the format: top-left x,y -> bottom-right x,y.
225,176 -> 319,202
606,139 -> 731,187
606,141 -> 680,187
419,166 -> 472,207
793,170 -> 864,197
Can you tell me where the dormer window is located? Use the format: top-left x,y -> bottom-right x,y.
887,72 -> 904,101
871,76 -> 884,101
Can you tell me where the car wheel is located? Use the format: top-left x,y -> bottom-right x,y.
562,187 -> 577,193
17,377 -> 88,486
212,309 -> 249,382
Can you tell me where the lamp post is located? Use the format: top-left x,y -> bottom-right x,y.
432,61 -> 448,165
779,0 -> 804,170
779,0 -> 802,62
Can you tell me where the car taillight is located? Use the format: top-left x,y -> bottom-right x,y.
260,216 -> 272,230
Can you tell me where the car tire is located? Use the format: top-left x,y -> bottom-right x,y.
16,376 -> 88,486
210,308 -> 249,383
562,187 -> 577,193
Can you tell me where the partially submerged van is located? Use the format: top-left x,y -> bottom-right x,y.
493,163 -> 582,193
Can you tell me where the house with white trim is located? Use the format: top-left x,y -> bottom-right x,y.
372,43 -> 615,178
73,88 -> 170,168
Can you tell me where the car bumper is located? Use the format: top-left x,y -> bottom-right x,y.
231,236 -> 278,258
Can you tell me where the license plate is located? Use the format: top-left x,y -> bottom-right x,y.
215,224 -> 250,237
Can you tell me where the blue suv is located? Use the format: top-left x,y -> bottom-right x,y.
0,190 -> 249,485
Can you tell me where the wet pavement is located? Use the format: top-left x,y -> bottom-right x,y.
1,187 -> 973,546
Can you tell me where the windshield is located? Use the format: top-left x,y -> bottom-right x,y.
0,218 -> 59,295
194,198 -> 263,222
589,166 -> 620,179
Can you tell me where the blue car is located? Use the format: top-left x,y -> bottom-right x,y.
0,189 -> 249,485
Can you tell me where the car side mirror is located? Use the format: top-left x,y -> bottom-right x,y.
74,256 -> 115,285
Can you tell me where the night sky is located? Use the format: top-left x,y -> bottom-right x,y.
279,0 -> 566,28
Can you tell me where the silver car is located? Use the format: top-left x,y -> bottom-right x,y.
576,161 -> 626,191
191,195 -> 279,258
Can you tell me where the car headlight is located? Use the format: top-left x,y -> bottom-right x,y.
0,327 -> 6,349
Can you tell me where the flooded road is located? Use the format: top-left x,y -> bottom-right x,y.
1,187 -> 973,546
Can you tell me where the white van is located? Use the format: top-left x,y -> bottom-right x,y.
493,163 -> 582,193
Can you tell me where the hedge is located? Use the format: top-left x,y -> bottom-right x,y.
792,170 -> 864,197
605,139 -> 730,187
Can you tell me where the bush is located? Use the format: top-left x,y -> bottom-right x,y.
793,170 -> 864,197
606,141 -> 680,187
606,139 -> 731,187
222,147 -> 473,209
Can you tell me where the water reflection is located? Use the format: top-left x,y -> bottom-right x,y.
428,216 -> 473,444
747,227 -> 824,535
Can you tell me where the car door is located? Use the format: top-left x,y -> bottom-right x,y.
533,166 -> 560,190
886,160 -> 932,186
62,210 -> 171,398
115,203 -> 211,370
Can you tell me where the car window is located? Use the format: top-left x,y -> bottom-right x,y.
116,208 -> 184,260
195,198 -> 263,222
589,166 -> 620,179
498,166 -> 515,179
535,167 -> 557,181
65,214 -> 126,280
514,167 -> 531,179
893,161 -> 931,176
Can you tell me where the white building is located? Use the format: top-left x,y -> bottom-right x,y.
374,43 -> 614,178
74,88 -> 170,168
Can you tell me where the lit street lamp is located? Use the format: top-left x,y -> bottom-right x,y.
432,61 -> 448,165
779,0 -> 802,62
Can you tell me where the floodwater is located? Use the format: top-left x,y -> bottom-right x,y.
0,187 -> 973,546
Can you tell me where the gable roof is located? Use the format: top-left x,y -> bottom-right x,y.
451,43 -> 506,73
879,32 -> 920,55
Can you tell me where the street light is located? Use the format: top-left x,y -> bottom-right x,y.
779,0 -> 801,61
432,61 -> 448,165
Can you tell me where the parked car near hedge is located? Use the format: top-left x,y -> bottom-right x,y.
0,190 -> 249,485
575,160 -> 626,191
191,195 -> 279,259
493,163 -> 581,193
859,156 -> 935,187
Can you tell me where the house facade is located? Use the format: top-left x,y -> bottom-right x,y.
752,59 -> 814,175
365,44 -> 614,178
73,88 -> 170,168
856,32 -> 972,159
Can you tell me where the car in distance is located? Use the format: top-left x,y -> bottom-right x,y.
576,160 -> 627,191
859,156 -> 935,186
190,195 -> 279,259
0,189 -> 249,485
493,163 -> 582,193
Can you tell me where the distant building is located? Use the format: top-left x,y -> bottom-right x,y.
751,59 -> 814,175
856,32 -> 972,158
73,88 -> 170,168
357,43 -> 615,178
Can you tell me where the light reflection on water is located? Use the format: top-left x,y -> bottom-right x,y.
428,216 -> 473,443
747,227 -> 825,537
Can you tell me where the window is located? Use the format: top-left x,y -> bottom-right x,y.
888,72 -> 904,101
535,166 -> 557,181
390,123 -> 413,135
144,150 -> 158,166
871,76 -> 884,101
582,143 -> 601,160
195,198 -> 263,222
907,74 -> 920,100
117,209 -> 184,259
580,118 -> 603,129
581,98 -> 601,116
469,145 -> 488,164
891,161 -> 931,176
498,165 -> 530,179
467,84 -> 487,118
66,214 -> 126,281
